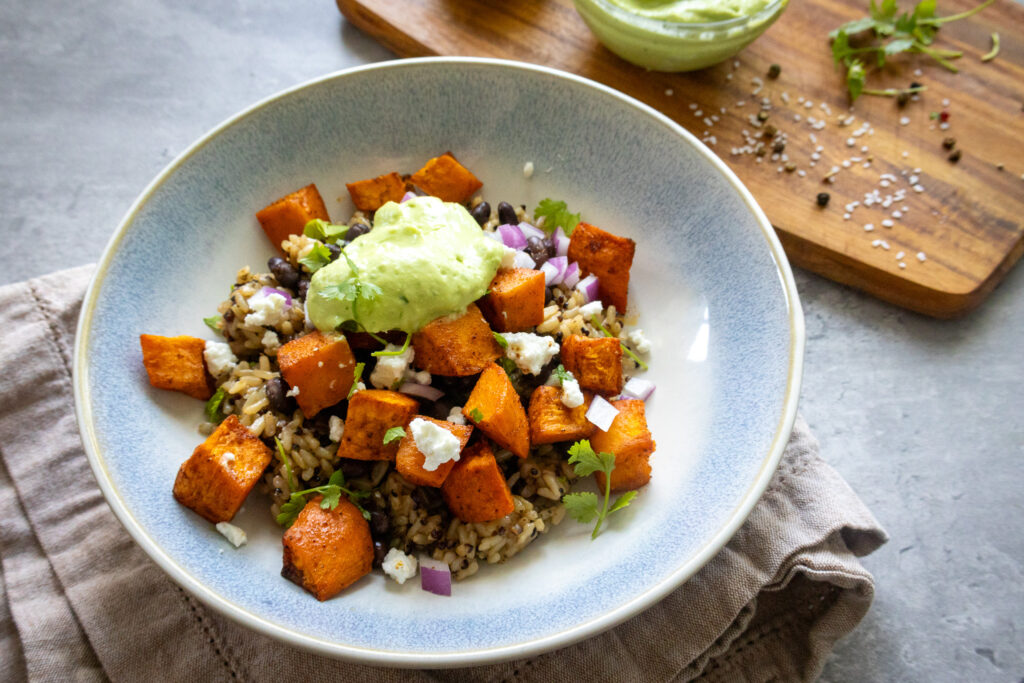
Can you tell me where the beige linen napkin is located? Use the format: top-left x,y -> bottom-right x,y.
0,265 -> 886,683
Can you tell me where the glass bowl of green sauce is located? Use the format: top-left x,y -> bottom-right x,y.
574,0 -> 789,72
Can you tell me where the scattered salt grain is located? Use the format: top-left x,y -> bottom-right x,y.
665,88 -> 674,96
899,116 -> 911,126
896,251 -> 906,259
864,223 -> 875,232
882,219 -> 895,228
916,252 -> 927,262
898,262 -> 907,269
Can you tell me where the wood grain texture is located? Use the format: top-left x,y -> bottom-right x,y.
337,0 -> 1024,317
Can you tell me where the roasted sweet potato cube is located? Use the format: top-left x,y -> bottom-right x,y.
441,440 -> 514,523
527,385 -> 597,445
567,222 -> 636,313
395,416 -> 474,487
345,172 -> 406,211
277,331 -> 356,417
593,399 -> 655,493
255,184 -> 330,255
408,153 -> 483,203
478,268 -> 546,332
282,496 -> 373,601
172,415 -> 273,523
561,335 -> 623,395
411,304 -> 503,376
338,390 -> 419,461
462,363 -> 530,458
139,334 -> 214,400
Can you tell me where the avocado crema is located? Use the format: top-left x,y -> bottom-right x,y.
307,196 -> 506,334
605,0 -> 772,22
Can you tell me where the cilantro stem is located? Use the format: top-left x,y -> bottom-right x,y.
591,466 -> 613,540
917,46 -> 960,71
590,315 -> 649,371
371,331 -> 412,357
862,85 -> 927,96
981,32 -> 1000,62
926,0 -> 995,24
274,437 -> 299,493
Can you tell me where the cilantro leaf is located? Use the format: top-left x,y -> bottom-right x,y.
325,279 -> 360,302
497,357 -> 518,377
567,440 -> 607,477
492,332 -> 508,349
360,281 -> 383,301
275,493 -> 307,527
383,426 -> 406,445
304,218 -> 348,244
348,362 -> 365,399
468,407 -> 484,423
553,364 -> 572,384
563,492 -> 600,523
328,469 -> 345,488
846,59 -> 866,102
274,436 -> 298,492
204,387 -> 227,424
298,242 -> 332,273
320,485 -> 341,510
608,490 -> 638,513
203,315 -> 222,334
533,198 -> 581,235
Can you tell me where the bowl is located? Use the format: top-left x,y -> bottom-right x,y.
574,0 -> 789,71
74,57 -> 803,666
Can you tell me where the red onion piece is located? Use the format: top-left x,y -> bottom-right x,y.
553,227 -> 570,257
513,251 -> 536,269
419,556 -> 452,596
258,286 -> 292,308
576,274 -> 600,303
398,382 -> 444,401
585,395 -> 619,432
518,221 -> 546,241
539,261 -> 561,286
400,191 -> 417,203
622,377 -> 656,401
497,223 -> 527,249
562,262 -> 580,289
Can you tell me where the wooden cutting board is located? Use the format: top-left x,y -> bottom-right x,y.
337,0 -> 1024,317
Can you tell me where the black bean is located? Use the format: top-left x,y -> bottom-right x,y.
265,377 -> 296,414
340,458 -> 372,479
267,256 -> 300,289
497,201 -> 518,226
345,222 -> 371,242
525,237 -> 550,268
372,540 -> 388,568
326,243 -> 341,261
470,202 -> 491,226
370,511 -> 390,537
297,278 -> 310,300
222,308 -> 234,323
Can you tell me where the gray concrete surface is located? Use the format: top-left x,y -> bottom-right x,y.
2,0 -> 1021,679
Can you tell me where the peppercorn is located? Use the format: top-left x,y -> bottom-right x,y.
997,163 -> 1005,171
784,162 -> 797,173
763,124 -> 778,138
772,140 -> 786,154
910,81 -> 923,90
767,63 -> 781,79
755,145 -> 767,157
948,149 -> 962,163
897,91 -> 910,108
816,192 -> 830,208
756,111 -> 769,122
942,137 -> 956,150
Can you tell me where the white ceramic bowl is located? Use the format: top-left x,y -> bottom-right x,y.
74,57 -> 803,667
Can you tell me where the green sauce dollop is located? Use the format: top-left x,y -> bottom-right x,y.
307,196 -> 505,334
606,0 -> 771,23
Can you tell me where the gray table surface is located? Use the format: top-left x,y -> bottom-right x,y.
3,1 -> 1021,680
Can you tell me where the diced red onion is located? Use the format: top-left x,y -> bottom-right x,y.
398,382 -> 444,401
553,227 -> 570,257
518,221 -> 546,241
562,262 -> 580,289
400,191 -> 417,203
585,395 -> 619,432
539,256 -> 568,286
497,223 -> 526,249
576,274 -> 600,303
258,286 -> 292,307
419,556 -> 452,596
512,251 -> 536,269
622,377 -> 656,401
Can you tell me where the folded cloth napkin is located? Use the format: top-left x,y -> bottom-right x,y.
0,265 -> 887,683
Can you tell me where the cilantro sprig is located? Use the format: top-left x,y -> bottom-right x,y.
372,332 -> 412,358
298,242 -> 332,273
590,315 -> 649,371
552,364 -> 572,384
467,407 -> 484,423
275,469 -> 371,528
348,362 -> 365,399
383,426 -> 406,445
303,218 -> 348,244
533,198 -> 580,235
203,315 -> 222,334
274,436 -> 299,492
323,251 -> 383,333
204,387 -> 227,424
492,331 -> 509,349
830,0 -> 996,101
561,440 -> 637,539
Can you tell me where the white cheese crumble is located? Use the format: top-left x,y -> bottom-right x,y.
215,522 -> 247,548
286,384 -> 300,397
499,246 -> 518,270
203,341 -> 237,377
628,329 -> 652,354
370,344 -> 415,390
382,548 -> 418,584
410,417 -> 462,472
503,332 -> 560,375
561,377 -> 584,409
446,406 -> 467,425
244,291 -> 288,327
523,161 -> 535,178
578,300 -> 603,318
329,415 -> 344,443
261,330 -> 280,352
404,368 -> 432,385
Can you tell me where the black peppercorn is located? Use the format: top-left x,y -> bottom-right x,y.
767,63 -> 781,79
756,111 -> 769,122
948,149 -> 962,163
816,192 -> 830,208
942,137 -> 956,150
772,140 -> 786,154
